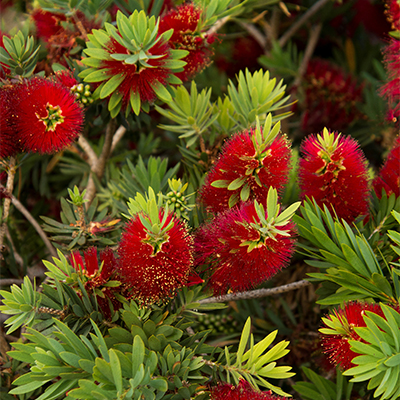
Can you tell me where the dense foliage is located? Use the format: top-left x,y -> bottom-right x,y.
0,0 -> 399,399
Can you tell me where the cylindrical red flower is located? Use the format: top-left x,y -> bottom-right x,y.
195,201 -> 296,295
298,129 -> 370,222
199,128 -> 292,214
300,59 -> 364,134
118,211 -> 194,304
12,77 -> 84,154
159,3 -> 215,81
320,302 -> 391,370
0,84 -> 22,158
385,0 -> 400,31
373,136 -> 400,198
210,380 -> 288,400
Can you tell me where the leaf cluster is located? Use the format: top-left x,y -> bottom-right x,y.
0,31 -> 40,77
294,198 -> 400,306
344,304 -> 400,400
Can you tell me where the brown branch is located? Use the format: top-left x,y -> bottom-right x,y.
0,156 -> 17,257
110,125 -> 127,153
0,184 -> 57,259
78,135 -> 98,167
278,0 -> 331,47
238,21 -> 268,51
293,23 -> 322,87
207,16 -> 230,36
84,119 -> 118,204
0,278 -> 23,286
198,279 -> 311,304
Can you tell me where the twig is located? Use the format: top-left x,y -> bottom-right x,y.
78,135 -> 98,167
293,23 -> 322,87
84,119 -> 118,204
0,278 -> 23,286
5,229 -> 24,268
93,119 -> 117,178
278,0 -> 331,47
0,184 -> 58,259
207,16 -> 230,36
0,156 -> 17,257
198,279 -> 311,304
238,21 -> 268,51
110,125 -> 127,153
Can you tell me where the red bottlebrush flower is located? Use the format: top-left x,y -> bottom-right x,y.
385,0 -> 400,31
31,9 -> 66,41
0,84 -> 22,158
210,380 -> 288,400
100,38 -> 170,105
373,136 -> 400,198
54,69 -> 78,89
159,3 -> 215,81
299,59 -> 364,134
81,10 -> 187,116
215,36 -> 264,78
118,210 -> 194,304
379,39 -> 400,124
199,125 -> 292,214
12,77 -> 84,154
195,195 -> 297,295
298,128 -> 370,223
70,247 -> 121,319
320,302 -> 389,370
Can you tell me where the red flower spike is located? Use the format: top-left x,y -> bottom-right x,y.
379,39 -> 400,123
300,59 -> 364,133
0,84 -> 22,158
199,122 -> 292,214
159,3 -> 215,81
195,191 -> 298,295
210,380 -> 288,400
320,302 -> 389,370
118,210 -> 195,304
100,38 -> 170,106
81,10 -> 187,116
31,9 -> 66,42
298,128 -> 370,223
69,247 -> 121,319
54,70 -> 78,89
13,77 -> 84,154
373,136 -> 400,198
385,0 -> 400,30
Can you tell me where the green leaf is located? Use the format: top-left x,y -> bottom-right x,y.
100,74 -> 125,99
110,349 -> 123,394
235,317 -> 251,366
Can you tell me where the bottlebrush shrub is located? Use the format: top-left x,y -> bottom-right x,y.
195,187 -> 299,294
298,128 -> 370,223
79,10 -> 188,117
118,188 -> 196,304
159,3 -> 215,81
1,262 -> 295,399
373,136 -> 400,198
199,115 -> 292,213
10,76 -> 84,154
